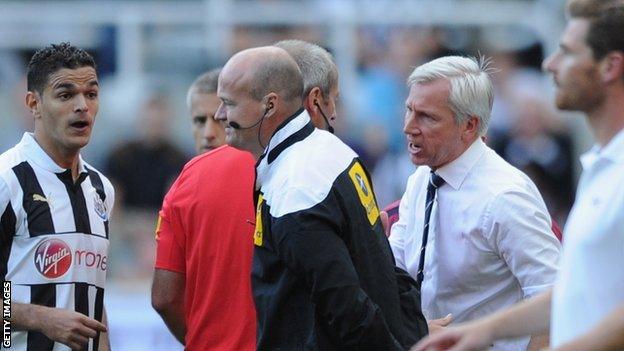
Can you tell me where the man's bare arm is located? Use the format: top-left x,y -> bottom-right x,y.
552,304 -> 624,351
98,306 -> 110,351
11,302 -> 107,350
413,290 -> 552,351
528,333 -> 550,351
151,268 -> 186,344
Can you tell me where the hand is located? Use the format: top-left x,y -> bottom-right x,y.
380,210 -> 390,237
428,314 -> 453,334
37,307 -> 107,350
412,320 -> 493,351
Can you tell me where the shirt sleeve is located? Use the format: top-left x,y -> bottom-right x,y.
483,189 -> 561,298
389,177 -> 413,271
103,177 -> 115,221
272,196 -> 403,351
0,179 -> 16,280
154,180 -> 186,274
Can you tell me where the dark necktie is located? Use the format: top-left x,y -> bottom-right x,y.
416,171 -> 445,288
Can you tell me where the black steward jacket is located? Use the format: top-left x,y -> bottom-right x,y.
252,109 -> 406,350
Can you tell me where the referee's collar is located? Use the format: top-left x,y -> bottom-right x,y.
264,108 -> 313,164
255,109 -> 314,190
19,133 -> 87,174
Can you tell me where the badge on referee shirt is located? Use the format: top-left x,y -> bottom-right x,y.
348,162 -> 380,226
254,194 -> 264,246
154,215 -> 163,240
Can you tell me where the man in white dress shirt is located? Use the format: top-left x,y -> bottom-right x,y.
413,1 -> 624,350
389,56 -> 561,350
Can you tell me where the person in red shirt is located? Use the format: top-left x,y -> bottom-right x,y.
151,69 -> 256,350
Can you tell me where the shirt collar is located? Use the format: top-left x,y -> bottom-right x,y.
255,108 -> 313,191
18,132 -> 87,174
580,127 -> 624,170
434,138 -> 487,190
263,108 -> 313,164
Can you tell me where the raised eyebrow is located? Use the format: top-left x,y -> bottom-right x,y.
53,80 -> 99,91
53,83 -> 77,91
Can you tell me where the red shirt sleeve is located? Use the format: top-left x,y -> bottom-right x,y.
154,176 -> 186,273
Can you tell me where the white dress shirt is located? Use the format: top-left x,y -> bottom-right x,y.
551,129 -> 624,347
390,138 -> 561,350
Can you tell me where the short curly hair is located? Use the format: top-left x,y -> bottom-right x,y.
27,42 -> 96,94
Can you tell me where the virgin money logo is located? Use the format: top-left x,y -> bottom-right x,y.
34,239 -> 72,279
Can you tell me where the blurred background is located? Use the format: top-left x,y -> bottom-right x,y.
0,0 -> 592,349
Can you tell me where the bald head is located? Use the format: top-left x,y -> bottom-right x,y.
216,47 -> 306,158
221,46 -> 303,104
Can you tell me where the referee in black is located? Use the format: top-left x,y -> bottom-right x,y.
1,43 -> 114,351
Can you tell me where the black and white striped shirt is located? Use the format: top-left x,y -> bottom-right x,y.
0,133 -> 114,351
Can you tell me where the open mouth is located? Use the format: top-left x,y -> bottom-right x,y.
70,121 -> 89,129
408,142 -> 422,155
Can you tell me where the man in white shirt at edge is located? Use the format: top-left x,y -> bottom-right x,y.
389,55 -> 561,350
413,1 -> 624,350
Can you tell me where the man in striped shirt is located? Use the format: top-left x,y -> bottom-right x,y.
1,43 -> 113,351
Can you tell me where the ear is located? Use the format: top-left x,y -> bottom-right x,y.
462,115 -> 480,141
304,87 -> 323,113
600,52 -> 624,84
264,93 -> 279,118
25,91 -> 41,119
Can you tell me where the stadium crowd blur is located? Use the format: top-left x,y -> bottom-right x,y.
0,17 -> 583,349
